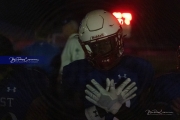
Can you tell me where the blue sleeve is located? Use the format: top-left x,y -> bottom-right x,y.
61,60 -> 90,120
61,59 -> 89,104
62,59 -> 90,91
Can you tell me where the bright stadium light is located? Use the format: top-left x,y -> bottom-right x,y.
113,12 -> 132,25
113,12 -> 132,38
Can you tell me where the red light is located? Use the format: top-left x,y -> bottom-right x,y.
113,12 -> 132,25
113,12 -> 122,18
117,18 -> 123,24
125,19 -> 130,25
122,13 -> 132,21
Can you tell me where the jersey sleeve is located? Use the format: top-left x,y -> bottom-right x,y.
61,60 -> 89,120
62,59 -> 89,91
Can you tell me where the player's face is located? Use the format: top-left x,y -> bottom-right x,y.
90,38 -> 115,56
91,40 -> 111,55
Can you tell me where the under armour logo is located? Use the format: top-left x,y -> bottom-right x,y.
93,110 -> 99,117
118,74 -> 127,79
7,87 -> 16,93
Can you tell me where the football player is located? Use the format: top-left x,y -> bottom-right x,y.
0,35 -> 49,120
60,9 -> 154,120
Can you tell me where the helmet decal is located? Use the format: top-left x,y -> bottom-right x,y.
91,33 -> 104,40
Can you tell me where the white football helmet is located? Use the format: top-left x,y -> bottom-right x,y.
79,9 -> 125,70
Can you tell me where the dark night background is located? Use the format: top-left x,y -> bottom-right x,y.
0,0 -> 180,75
0,0 -> 179,44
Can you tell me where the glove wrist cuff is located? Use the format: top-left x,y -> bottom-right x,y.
95,106 -> 107,118
109,102 -> 122,114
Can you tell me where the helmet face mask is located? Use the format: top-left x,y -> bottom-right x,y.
79,30 -> 124,70
79,10 -> 124,70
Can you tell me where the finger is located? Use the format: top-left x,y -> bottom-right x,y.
85,90 -> 99,101
85,96 -> 98,106
122,82 -> 136,95
86,84 -> 101,98
124,87 -> 137,98
126,94 -> 136,101
110,79 -> 115,91
126,82 -> 136,91
117,78 -> 131,94
91,79 -> 105,92
106,78 -> 111,91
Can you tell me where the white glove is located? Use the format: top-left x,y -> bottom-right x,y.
85,78 -> 137,114
116,78 -> 137,104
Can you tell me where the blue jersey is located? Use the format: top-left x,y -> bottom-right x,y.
152,72 -> 180,104
0,66 -> 49,120
62,55 -> 154,119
